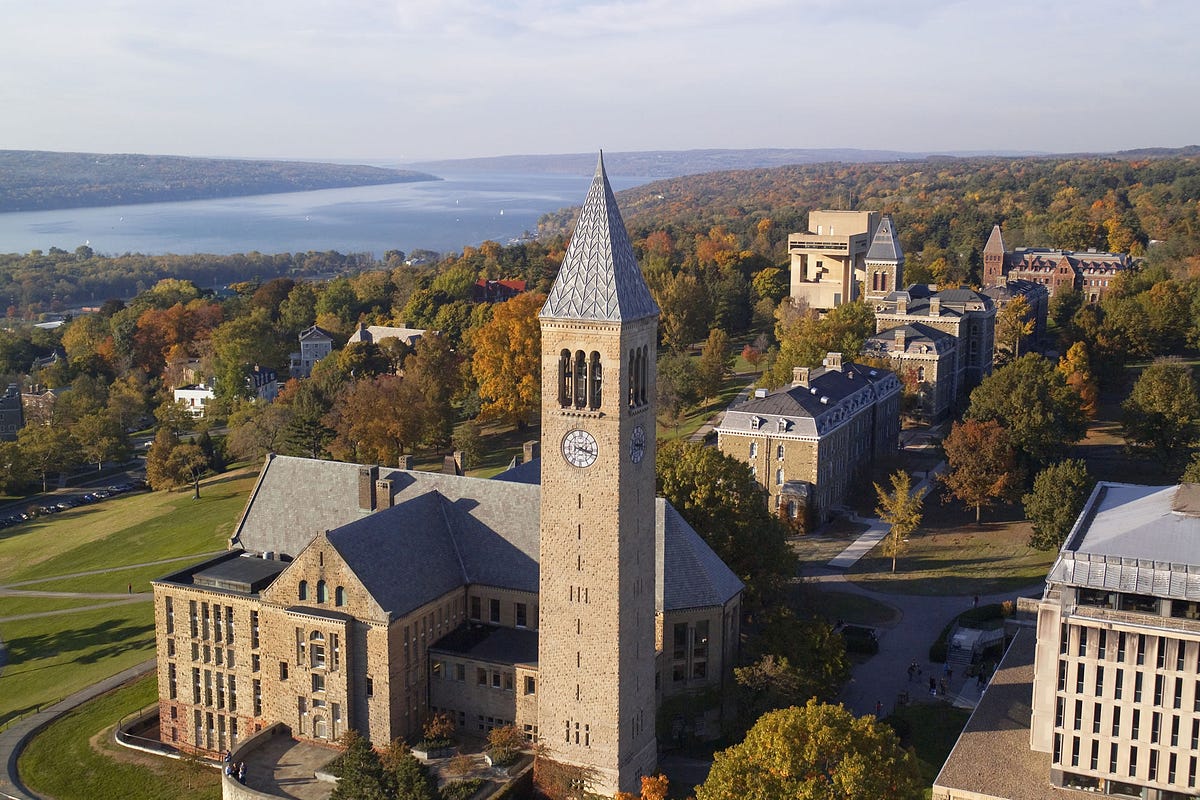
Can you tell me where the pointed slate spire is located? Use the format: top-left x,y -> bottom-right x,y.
540,152 -> 659,322
984,224 -> 1005,255
866,215 -> 904,262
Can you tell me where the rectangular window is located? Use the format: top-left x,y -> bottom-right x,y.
229,675 -> 236,713
1135,672 -> 1143,702
1110,742 -> 1119,774
165,597 -> 174,634
492,671 -> 501,689
1098,629 -> 1107,659
1118,632 -> 1126,661
1078,627 -> 1088,657
1090,740 -> 1099,771
525,676 -> 536,694
1172,715 -> 1180,747
673,623 -> 687,661
776,444 -> 784,460
250,611 -> 259,649
1155,674 -> 1164,706
1073,700 -> 1082,731
312,673 -> 325,693
1152,711 -> 1161,743
504,673 -> 513,691
280,662 -> 288,681
1093,704 -> 1101,734
1115,670 -> 1123,699
1149,749 -> 1159,781
490,598 -> 501,624
1137,634 -> 1146,665
1070,737 -> 1079,768
1129,746 -> 1138,778
1055,697 -> 1064,727
1076,662 -> 1085,693
1057,660 -> 1066,692
1158,641 -> 1167,669
1112,708 -> 1121,737
470,596 -> 481,620
1132,709 -> 1141,739
253,679 -> 262,716
1095,666 -> 1104,696
1053,733 -> 1062,764
168,663 -> 177,700
1178,641 -> 1187,671
366,677 -> 374,697
477,668 -> 487,686
515,603 -> 527,628
456,663 -> 465,682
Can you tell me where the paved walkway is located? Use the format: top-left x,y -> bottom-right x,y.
826,461 -> 947,569
0,659 -> 156,800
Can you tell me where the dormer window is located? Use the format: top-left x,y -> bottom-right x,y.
750,416 -> 764,430
776,419 -> 789,432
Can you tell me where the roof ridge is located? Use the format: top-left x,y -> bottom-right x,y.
435,491 -> 471,585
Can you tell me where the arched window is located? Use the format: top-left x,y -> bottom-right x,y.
317,580 -> 328,604
573,351 -> 588,408
639,346 -> 649,405
749,442 -> 757,458
588,352 -> 602,410
559,349 -> 572,407
335,586 -> 346,607
917,366 -> 925,382
628,349 -> 636,407
298,580 -> 308,601
310,631 -> 326,668
776,468 -> 784,486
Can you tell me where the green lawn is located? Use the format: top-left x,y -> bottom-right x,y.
657,372 -> 754,442
846,499 -> 1054,597
0,603 -> 156,729
886,701 -> 971,797
0,468 -> 259,732
20,674 -> 221,800
796,588 -> 900,626
0,470 -> 257,585
0,596 -> 128,619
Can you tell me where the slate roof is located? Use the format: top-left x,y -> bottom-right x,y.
718,362 -> 899,439
430,624 -> 539,666
865,215 -> 903,263
656,500 -> 746,610
865,322 -> 956,354
1048,482 -> 1200,601
348,325 -> 426,347
983,223 -> 1005,254
299,325 -> 334,342
540,153 -> 658,323
230,455 -> 740,617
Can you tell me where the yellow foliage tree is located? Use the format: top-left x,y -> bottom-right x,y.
469,291 -> 546,427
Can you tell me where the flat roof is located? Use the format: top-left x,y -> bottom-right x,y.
429,624 -> 538,667
933,628 -> 1091,799
194,555 -> 288,594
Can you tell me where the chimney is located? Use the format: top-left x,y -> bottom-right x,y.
893,328 -> 906,351
358,465 -> 379,511
398,454 -> 414,470
375,478 -> 393,509
442,455 -> 462,476
896,295 -> 908,314
792,366 -> 811,387
523,440 -> 540,463
929,296 -> 942,315
824,352 -> 843,372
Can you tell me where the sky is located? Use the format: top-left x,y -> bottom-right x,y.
1,0 -> 1197,163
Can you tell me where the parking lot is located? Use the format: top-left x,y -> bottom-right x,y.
0,476 -> 147,531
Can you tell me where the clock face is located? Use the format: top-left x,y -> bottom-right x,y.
629,425 -> 646,464
562,429 -> 598,468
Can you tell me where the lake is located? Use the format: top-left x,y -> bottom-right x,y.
0,172 -> 655,258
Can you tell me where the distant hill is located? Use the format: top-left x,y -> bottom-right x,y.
405,148 -> 1047,178
0,151 -> 439,213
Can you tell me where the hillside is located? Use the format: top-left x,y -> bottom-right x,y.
0,150 -> 439,213
405,147 -> 1044,178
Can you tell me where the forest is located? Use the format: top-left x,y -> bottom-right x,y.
0,150 -> 437,213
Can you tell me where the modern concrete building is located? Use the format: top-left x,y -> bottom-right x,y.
715,354 -> 900,526
938,482 -> 1200,800
787,210 -> 880,310
151,156 -> 743,796
983,225 -> 1134,303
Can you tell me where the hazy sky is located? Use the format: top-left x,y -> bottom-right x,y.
1,0 -> 1196,163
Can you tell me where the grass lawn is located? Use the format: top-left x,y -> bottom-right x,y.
0,603 -> 156,729
0,596 -> 126,619
886,701 -> 971,797
20,673 -> 220,800
845,495 -> 1054,596
795,587 -> 900,626
18,561 -> 197,595
0,469 -> 257,585
657,371 -> 754,442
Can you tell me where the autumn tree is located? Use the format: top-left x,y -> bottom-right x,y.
486,724 -> 526,765
736,608 -> 849,724
696,328 -> 732,403
72,411 -> 130,470
18,424 -> 78,492
941,420 -> 1022,522
615,774 -> 670,800
403,334 -> 461,449
166,443 -> 210,499
1024,459 -> 1094,550
656,440 -> 795,607
696,701 -> 923,800
653,271 -> 710,352
994,294 -> 1035,364
327,375 -> 424,464
966,354 -> 1087,468
469,291 -> 545,427
0,441 -> 32,494
1183,452 -> 1200,484
874,470 -> 923,573
1121,357 -> 1200,470
1057,341 -> 1098,419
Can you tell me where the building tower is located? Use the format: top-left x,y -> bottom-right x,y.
537,153 -> 659,795
983,224 -> 1006,286
864,214 -> 904,301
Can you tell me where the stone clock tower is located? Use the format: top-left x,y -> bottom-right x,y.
537,153 -> 659,795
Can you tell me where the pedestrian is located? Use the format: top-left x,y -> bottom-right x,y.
943,662 -> 950,676
929,675 -> 937,695
977,670 -> 986,689
947,667 -> 953,682
939,677 -> 948,696
237,762 -> 246,784
973,594 -> 979,608
224,763 -> 232,777
907,662 -> 916,682
223,749 -> 231,764
875,700 -> 883,717
128,583 -> 132,594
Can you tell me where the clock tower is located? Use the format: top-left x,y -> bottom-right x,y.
537,153 -> 659,795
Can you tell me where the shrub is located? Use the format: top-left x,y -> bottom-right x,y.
441,778 -> 484,800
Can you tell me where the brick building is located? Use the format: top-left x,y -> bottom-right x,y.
151,156 -> 742,796
715,354 -> 900,525
983,224 -> 1134,303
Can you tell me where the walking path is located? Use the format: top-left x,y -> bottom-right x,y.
687,376 -> 757,443
0,659 -> 156,800
826,461 -> 947,569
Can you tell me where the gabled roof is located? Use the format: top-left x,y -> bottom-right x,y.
865,215 -> 903,263
299,325 -> 334,342
230,455 -> 740,615
348,325 -> 426,346
540,152 -> 658,323
657,500 -> 746,610
866,322 -> 956,354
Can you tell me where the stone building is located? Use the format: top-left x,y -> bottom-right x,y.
151,156 -> 742,796
983,224 -> 1134,303
936,482 -> 1200,800
981,279 -> 1049,354
787,210 -> 880,311
863,215 -> 904,302
347,323 -> 427,349
715,354 -> 900,525
873,285 -> 996,398
0,385 -> 23,441
288,325 -> 334,378
862,322 -> 958,422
